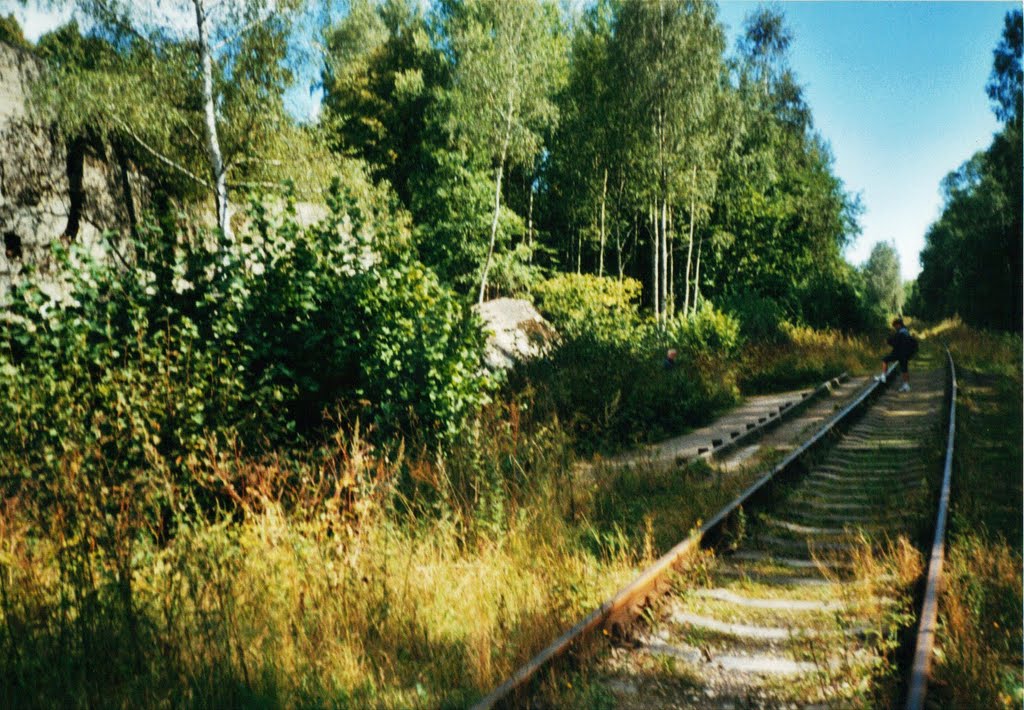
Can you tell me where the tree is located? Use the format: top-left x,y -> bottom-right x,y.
437,0 -> 567,303
987,9 -> 1022,124
862,241 -> 903,315
705,7 -> 859,323
916,10 -> 1022,331
0,13 -> 33,50
40,0 -> 307,238
321,0 -> 440,205
609,0 -> 724,320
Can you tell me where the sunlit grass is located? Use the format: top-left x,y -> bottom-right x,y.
927,319 -> 1022,708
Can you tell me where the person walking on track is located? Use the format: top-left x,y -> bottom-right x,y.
876,317 -> 916,392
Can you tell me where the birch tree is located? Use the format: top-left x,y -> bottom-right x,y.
610,0 -> 723,320
438,0 -> 567,303
48,0 -> 306,238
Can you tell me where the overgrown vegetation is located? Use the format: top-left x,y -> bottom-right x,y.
911,10 -> 1022,331
923,319 -> 1023,708
0,2 -> 1019,707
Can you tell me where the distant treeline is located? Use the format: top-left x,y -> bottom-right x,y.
911,9 -> 1022,332
3,0 -> 882,330
3,2 -> 1018,332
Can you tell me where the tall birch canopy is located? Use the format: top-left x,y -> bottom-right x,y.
610,0 -> 724,319
436,0 -> 567,303
39,0 -> 306,238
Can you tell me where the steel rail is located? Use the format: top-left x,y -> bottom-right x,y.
905,349 -> 957,710
471,363 -> 900,710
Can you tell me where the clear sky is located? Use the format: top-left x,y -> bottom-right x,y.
717,1 -> 1015,281
11,1 -> 1016,281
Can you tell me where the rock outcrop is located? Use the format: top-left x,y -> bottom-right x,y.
475,297 -> 557,371
0,40 -> 147,296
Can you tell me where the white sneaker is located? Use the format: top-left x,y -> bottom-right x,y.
899,383 -> 911,392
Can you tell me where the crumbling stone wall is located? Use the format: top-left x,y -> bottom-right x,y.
0,39 -> 147,296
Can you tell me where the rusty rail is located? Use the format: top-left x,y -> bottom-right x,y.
905,349 -> 957,710
472,363 -> 900,710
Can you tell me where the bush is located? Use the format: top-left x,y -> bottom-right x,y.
664,302 -> 743,358
721,292 -> 788,343
0,176 -> 491,495
532,273 -> 643,339
512,324 -> 738,455
798,265 -> 880,332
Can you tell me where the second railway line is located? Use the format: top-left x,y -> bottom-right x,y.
476,356 -> 956,708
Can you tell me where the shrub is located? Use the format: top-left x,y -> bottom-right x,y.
512,325 -> 739,455
721,291 -> 787,343
0,177 -> 491,485
664,302 -> 743,358
532,273 -> 643,340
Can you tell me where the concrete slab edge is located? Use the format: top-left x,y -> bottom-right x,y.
697,373 -> 850,466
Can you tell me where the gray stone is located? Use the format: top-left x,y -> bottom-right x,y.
0,40 -> 148,301
474,298 -> 557,371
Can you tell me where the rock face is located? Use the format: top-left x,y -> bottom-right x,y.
0,40 -> 147,297
475,297 -> 557,371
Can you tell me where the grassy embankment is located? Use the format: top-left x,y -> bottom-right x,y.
922,319 -> 1023,708
0,326 -> 879,708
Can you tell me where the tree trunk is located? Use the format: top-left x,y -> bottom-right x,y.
598,167 -> 608,277
660,198 -> 668,321
527,181 -> 534,263
478,159 -> 505,304
478,115 -> 512,304
683,166 -> 697,316
193,0 -> 231,240
694,235 -> 703,310
668,204 -> 674,315
651,202 -> 659,318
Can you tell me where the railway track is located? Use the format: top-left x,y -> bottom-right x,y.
474,354 -> 956,709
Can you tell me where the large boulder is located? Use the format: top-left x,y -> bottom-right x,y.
475,297 -> 557,371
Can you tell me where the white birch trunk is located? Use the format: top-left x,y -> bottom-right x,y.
694,236 -> 703,310
598,167 -> 608,278
477,112 -> 512,305
527,183 -> 534,263
668,204 -> 674,315
660,198 -> 668,321
651,202 -> 659,318
193,0 -> 231,240
683,166 -> 697,316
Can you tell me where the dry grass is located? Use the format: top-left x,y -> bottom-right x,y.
738,324 -> 877,394
0,462 -> 642,708
926,319 -> 1023,708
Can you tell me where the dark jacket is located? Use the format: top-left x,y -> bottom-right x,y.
887,326 -> 914,359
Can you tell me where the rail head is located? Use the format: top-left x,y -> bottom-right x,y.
472,368 -> 898,710
905,348 -> 957,710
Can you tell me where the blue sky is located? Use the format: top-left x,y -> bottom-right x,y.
11,1 -> 1016,281
718,1 -> 1015,280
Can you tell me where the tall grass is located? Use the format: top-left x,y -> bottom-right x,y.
0,406 -> 642,708
927,318 -> 1023,708
737,323 -> 877,393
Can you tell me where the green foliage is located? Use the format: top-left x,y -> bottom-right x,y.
916,11 -> 1022,332
861,241 -> 904,316
32,3 -> 323,209
0,13 -> 32,51
1,176 -> 489,465
986,9 -> 1022,124
321,0 -> 440,204
664,302 -> 742,358
411,149 -> 512,291
736,324 -> 874,393
514,331 -> 737,455
532,272 -> 643,338
720,291 -> 787,342
797,262 -> 879,332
